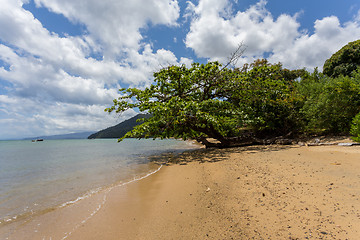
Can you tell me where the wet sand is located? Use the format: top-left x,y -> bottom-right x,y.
1,143 -> 360,239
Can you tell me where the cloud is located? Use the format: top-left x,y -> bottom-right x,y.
180,57 -> 194,67
34,0 -> 180,57
0,0 -> 183,89
0,94 -> 138,139
0,0 -> 182,139
185,0 -> 360,70
269,16 -> 360,69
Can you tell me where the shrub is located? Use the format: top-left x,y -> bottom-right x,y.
299,70 -> 360,134
350,113 -> 360,142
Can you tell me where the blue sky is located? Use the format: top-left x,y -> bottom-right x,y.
1,0 -> 360,139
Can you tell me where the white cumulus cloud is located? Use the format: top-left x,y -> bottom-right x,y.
33,0 -> 180,57
185,0 -> 360,70
0,0 -> 182,139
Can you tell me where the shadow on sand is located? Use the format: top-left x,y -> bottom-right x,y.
148,144 -> 295,166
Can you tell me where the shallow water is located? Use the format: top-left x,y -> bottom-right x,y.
0,138 -> 198,225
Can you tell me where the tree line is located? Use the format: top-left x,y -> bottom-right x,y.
106,40 -> 360,148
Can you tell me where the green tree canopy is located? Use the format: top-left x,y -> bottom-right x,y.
299,70 -> 360,134
350,112 -> 360,142
106,60 -> 303,148
323,39 -> 360,78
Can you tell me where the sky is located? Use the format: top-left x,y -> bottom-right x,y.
1,0 -> 360,140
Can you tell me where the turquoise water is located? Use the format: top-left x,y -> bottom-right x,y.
0,139 -> 198,224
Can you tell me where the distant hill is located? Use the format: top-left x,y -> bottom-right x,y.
88,114 -> 150,139
24,131 -> 95,140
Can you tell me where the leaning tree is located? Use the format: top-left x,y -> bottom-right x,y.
106,50 -> 303,148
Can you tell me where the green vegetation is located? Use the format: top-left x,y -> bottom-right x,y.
106,40 -> 360,147
299,70 -> 360,134
350,113 -> 360,142
106,59 -> 303,147
323,40 -> 360,78
229,59 -> 304,135
88,114 -> 150,139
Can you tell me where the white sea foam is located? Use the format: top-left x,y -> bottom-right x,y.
59,187 -> 103,208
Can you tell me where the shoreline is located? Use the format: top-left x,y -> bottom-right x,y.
0,139 -> 200,230
1,143 -> 360,239
0,162 -> 165,240
0,161 -> 163,226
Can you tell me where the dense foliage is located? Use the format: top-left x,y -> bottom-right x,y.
106,60 -> 302,147
350,113 -> 360,142
229,60 -> 304,135
323,40 -> 360,78
299,70 -> 360,134
106,40 -> 360,147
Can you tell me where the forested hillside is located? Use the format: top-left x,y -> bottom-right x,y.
88,114 -> 150,139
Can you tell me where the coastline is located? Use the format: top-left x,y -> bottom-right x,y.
0,139 -> 199,230
1,143 -> 360,239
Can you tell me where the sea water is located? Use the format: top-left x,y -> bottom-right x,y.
0,138 -> 199,225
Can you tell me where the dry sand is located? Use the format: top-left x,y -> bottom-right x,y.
1,143 -> 360,239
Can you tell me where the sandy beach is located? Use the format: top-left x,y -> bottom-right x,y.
1,141 -> 360,239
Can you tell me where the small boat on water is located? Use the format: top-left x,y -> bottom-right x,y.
32,139 -> 44,142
